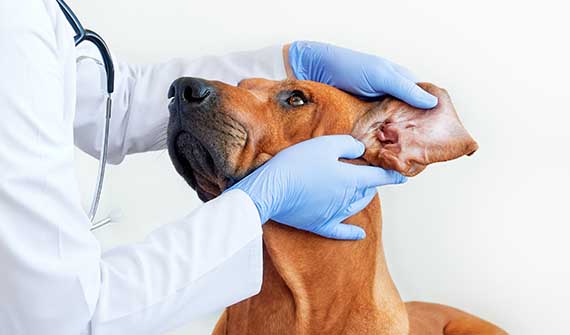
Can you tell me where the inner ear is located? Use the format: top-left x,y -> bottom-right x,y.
351,83 -> 479,176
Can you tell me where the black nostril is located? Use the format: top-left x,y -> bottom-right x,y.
182,84 -> 210,103
169,77 -> 213,106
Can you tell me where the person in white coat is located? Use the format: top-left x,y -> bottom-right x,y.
0,1 -> 438,334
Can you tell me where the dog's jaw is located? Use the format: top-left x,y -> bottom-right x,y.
167,91 -> 249,201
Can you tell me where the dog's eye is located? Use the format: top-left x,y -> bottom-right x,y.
287,91 -> 307,107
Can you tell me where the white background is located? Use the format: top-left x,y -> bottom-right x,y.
71,0 -> 570,334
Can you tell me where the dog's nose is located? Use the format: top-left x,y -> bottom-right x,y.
168,77 -> 212,106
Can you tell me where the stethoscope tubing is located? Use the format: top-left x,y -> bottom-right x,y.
56,0 -> 115,228
55,0 -> 115,94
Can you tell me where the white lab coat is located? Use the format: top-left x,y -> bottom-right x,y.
0,1 -> 285,334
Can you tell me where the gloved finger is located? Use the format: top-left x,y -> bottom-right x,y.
383,72 -> 438,109
316,221 -> 366,240
320,135 -> 365,159
343,187 -> 377,218
391,63 -> 418,82
346,164 -> 407,188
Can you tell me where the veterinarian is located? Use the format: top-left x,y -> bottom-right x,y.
0,0 -> 437,334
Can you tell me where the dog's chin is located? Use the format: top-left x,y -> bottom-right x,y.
168,131 -> 239,202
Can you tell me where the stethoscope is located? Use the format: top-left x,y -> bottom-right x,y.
56,0 -> 114,230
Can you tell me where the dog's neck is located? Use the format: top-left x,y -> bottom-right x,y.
222,196 -> 409,335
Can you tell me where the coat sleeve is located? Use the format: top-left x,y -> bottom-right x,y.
0,1 -> 270,334
74,44 -> 287,164
92,189 -> 264,334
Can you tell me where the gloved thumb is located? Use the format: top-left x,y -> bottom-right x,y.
392,63 -> 418,82
328,135 -> 365,160
349,165 -> 407,188
316,221 -> 366,240
384,73 -> 438,109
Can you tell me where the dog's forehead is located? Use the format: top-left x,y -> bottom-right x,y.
237,78 -> 337,101
238,78 -> 277,91
237,78 -> 279,101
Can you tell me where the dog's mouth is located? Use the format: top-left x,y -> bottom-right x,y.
167,112 -> 247,201
169,132 -> 218,201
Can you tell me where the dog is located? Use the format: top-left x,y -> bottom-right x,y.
166,76 -> 507,335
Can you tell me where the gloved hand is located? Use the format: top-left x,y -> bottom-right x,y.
229,135 -> 406,240
288,41 -> 438,109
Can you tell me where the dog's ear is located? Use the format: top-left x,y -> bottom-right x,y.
351,83 -> 478,176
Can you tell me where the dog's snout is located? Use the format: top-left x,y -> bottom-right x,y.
168,77 -> 212,106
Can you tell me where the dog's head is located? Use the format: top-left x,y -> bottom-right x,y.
167,77 -> 478,201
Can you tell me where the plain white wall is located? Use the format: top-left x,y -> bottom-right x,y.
71,0 -> 570,334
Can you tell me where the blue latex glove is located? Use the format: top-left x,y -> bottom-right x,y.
229,135 -> 406,240
288,41 -> 438,109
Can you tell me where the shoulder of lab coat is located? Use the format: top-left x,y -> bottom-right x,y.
74,43 -> 287,164
0,1 -> 269,334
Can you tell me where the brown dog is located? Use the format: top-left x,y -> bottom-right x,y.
166,77 -> 507,335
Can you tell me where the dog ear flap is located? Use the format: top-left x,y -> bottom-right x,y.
351,83 -> 478,176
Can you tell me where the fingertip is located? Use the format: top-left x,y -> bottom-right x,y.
354,138 -> 366,155
342,226 -> 366,240
390,170 -> 408,185
323,223 -> 367,240
355,228 -> 366,240
392,74 -> 438,109
347,135 -> 365,151
337,135 -> 365,159
422,94 -> 439,109
397,173 -> 408,184
380,170 -> 408,186
413,88 -> 438,109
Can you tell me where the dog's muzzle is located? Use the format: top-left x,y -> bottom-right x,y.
167,77 -> 246,201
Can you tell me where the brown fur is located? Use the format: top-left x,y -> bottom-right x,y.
167,76 -> 507,334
